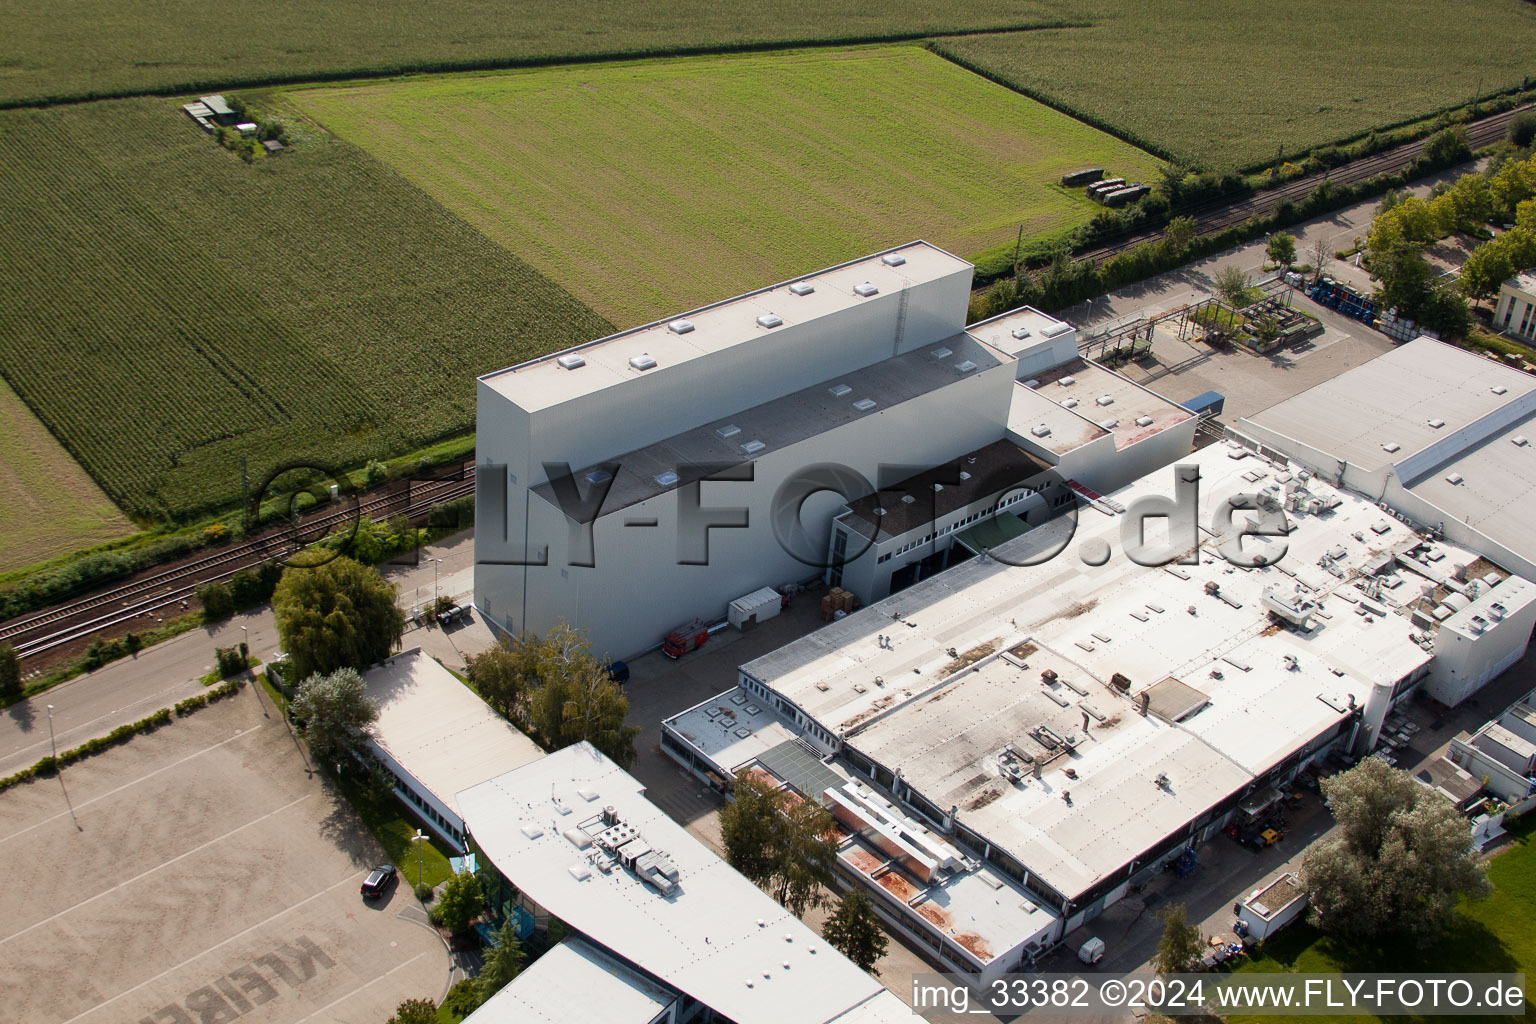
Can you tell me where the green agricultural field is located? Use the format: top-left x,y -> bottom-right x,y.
0,0 -> 1071,108
0,99 -> 610,521
935,0 -> 1536,171
0,377 -> 133,572
289,46 -> 1163,327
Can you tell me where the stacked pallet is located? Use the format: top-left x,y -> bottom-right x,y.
820,587 -> 860,621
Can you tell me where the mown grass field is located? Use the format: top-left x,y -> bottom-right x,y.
289,46 -> 1162,326
934,0 -> 1536,171
0,377 -> 133,572
0,99 -> 611,521
0,0 -> 1071,107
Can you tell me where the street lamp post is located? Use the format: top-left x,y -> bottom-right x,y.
46,704 -> 81,830
426,557 -> 443,613
46,704 -> 58,762
410,828 -> 429,894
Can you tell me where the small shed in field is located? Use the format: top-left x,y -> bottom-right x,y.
199,94 -> 239,125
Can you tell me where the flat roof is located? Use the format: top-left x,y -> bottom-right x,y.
839,439 -> 1052,543
1006,379 -> 1111,456
663,687 -> 806,775
457,743 -> 894,1024
1245,873 -> 1305,920
742,442 -> 1494,899
1403,411 -> 1536,568
481,241 -> 971,412
364,649 -> 545,818
1503,271 -> 1536,297
1242,337 -> 1536,473
530,333 -> 1003,522
1031,358 -> 1193,451
470,937 -> 675,1024
966,306 -> 1076,359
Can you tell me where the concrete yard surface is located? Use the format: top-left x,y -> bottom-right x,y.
0,684 -> 449,1024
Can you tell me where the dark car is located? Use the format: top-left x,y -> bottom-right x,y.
607,660 -> 630,684
361,865 -> 397,899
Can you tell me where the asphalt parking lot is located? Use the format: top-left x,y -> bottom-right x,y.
0,684 -> 448,1024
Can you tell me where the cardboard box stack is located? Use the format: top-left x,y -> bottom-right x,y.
820,587 -> 860,621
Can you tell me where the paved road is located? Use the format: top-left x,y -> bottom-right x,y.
0,530 -> 479,776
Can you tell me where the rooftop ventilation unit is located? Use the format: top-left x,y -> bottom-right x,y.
931,347 -> 953,359
901,495 -> 916,504
716,424 -> 741,439
629,354 -> 657,371
1096,395 -> 1114,406
1136,415 -> 1154,427
556,354 -> 586,370
854,282 -> 879,297
1100,419 -> 1118,429
1059,376 -> 1076,386
1064,397 -> 1079,408
654,471 -> 679,488
932,483 -> 944,492
1032,424 -> 1052,438
1446,472 -> 1464,485
1043,322 -> 1073,338
959,471 -> 971,480
667,319 -> 694,334
1382,442 -> 1400,453
853,398 -> 877,411
1428,418 -> 1445,429
756,313 -> 783,329
881,253 -> 907,267
585,469 -> 612,485
740,440 -> 766,455
1493,385 -> 1509,395
954,360 -> 977,373
828,383 -> 853,397
788,281 -> 814,296
1515,436 -> 1530,446
1011,327 -> 1032,340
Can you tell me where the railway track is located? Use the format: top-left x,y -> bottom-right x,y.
1064,103 -> 1533,268
2,467 -> 475,662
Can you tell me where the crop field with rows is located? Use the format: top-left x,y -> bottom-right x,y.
0,0 -> 1069,107
934,0 -> 1536,171
289,46 -> 1162,326
0,378 -> 133,571
0,99 -> 611,521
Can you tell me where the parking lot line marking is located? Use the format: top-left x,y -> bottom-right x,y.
55,869 -> 365,1024
0,793 -> 313,947
292,952 -> 431,1024
0,723 -> 268,848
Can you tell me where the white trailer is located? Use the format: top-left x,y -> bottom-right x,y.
1237,872 -> 1307,941
728,587 -> 783,630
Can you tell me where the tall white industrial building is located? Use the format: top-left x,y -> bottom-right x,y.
475,243 -> 1195,658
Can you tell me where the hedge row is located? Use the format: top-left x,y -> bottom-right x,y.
0,679 -> 244,794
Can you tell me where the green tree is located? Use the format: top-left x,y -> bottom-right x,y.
822,890 -> 889,974
1213,265 -> 1251,308
433,871 -> 482,936
271,555 -> 403,683
523,624 -> 639,768
1160,215 -> 1196,261
1507,111 -> 1536,149
467,640 -> 536,722
1304,758 -> 1490,946
1153,903 -> 1203,973
1423,124 -> 1470,166
0,643 -> 21,703
473,921 -> 526,1006
291,667 -> 377,763
1266,232 -> 1297,270
1371,238 -> 1435,315
720,769 -> 784,887
385,997 -> 437,1024
1461,239 -> 1517,306
197,580 -> 235,621
365,460 -> 388,488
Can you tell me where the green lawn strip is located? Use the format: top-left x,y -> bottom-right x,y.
332,770 -> 457,890
1226,814 -> 1535,1024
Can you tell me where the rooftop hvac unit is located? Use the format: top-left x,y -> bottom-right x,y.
881,253 -> 907,267
740,440 -> 766,455
930,347 -> 953,359
1064,397 -> 1078,408
853,398 -> 877,411
1096,395 -> 1114,406
854,282 -> 879,297
788,281 -> 814,296
1059,375 -> 1076,386
667,319 -> 694,334
1099,419 -> 1118,429
716,424 -> 741,439
1011,327 -> 1032,340
629,354 -> 657,371
654,471 -> 679,487
828,383 -> 853,397
1136,415 -> 1154,427
556,353 -> 586,370
585,468 -> 612,484
602,805 -> 619,826
954,361 -> 977,373
1031,424 -> 1052,438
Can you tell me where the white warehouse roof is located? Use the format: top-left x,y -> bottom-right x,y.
466,937 -> 675,1024
363,648 -> 545,818
456,743 -> 905,1024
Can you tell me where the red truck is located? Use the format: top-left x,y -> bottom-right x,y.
662,619 -> 709,659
